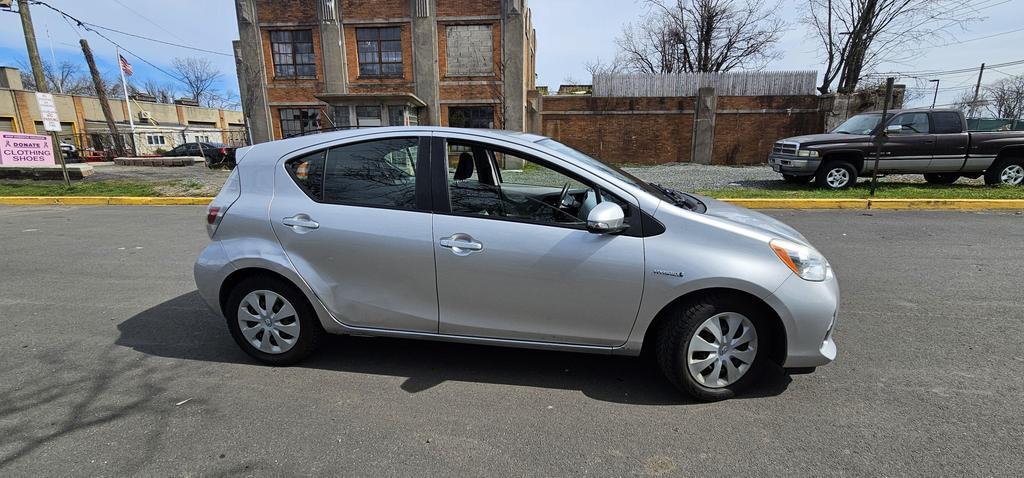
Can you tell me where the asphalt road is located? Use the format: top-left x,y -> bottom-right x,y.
1,206 -> 1022,476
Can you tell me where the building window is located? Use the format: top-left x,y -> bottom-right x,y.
356,27 -> 403,77
279,108 -> 321,137
146,134 -> 166,146
445,25 -> 493,76
356,106 -> 382,127
270,30 -> 316,78
448,106 -> 495,128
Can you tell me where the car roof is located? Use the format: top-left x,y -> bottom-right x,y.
861,107 -> 961,115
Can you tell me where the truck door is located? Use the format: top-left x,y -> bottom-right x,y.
928,111 -> 970,171
877,112 -> 934,173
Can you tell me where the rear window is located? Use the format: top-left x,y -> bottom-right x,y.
932,112 -> 964,134
286,150 -> 326,199
322,138 -> 419,209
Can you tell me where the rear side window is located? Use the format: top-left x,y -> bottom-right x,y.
286,150 -> 326,199
322,137 -> 419,209
932,112 -> 964,134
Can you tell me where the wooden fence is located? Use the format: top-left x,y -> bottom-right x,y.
593,71 -> 818,97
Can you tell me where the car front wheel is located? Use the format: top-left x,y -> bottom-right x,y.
224,275 -> 324,365
816,161 -> 858,189
656,294 -> 767,401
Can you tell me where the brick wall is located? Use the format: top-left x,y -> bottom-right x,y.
539,95 -> 825,165
436,0 -> 502,17
341,0 -> 409,18
254,0 -> 318,22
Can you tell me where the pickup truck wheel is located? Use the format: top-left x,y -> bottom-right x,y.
656,294 -> 767,401
783,174 -> 813,184
985,159 -> 1024,186
923,173 -> 960,185
816,161 -> 858,189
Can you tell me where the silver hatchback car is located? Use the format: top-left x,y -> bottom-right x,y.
194,127 -> 838,401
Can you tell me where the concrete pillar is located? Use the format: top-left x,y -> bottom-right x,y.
501,0 -> 526,131
234,0 -> 272,143
691,86 -> 716,165
319,0 -> 347,95
411,0 -> 440,125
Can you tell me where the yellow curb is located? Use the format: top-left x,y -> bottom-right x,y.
719,198 -> 869,209
867,199 -> 1024,210
106,196 -> 213,206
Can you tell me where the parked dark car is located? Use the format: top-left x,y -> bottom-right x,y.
163,142 -> 237,169
768,108 -> 1024,189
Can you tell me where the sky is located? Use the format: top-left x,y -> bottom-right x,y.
2,0 -> 1023,109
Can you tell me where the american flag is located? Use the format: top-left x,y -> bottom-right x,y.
119,54 -> 133,76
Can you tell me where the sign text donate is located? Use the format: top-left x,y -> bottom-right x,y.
0,132 -> 56,168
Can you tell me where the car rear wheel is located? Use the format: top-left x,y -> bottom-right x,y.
816,161 -> 858,189
225,275 -> 324,365
782,174 -> 813,184
923,173 -> 960,185
656,294 -> 767,401
985,159 -> 1024,186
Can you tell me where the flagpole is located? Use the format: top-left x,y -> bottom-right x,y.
117,47 -> 136,156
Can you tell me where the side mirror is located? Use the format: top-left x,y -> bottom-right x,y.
587,202 -> 627,234
885,124 -> 902,134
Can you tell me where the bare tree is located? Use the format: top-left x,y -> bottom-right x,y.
584,57 -> 624,78
141,78 -> 177,104
17,59 -> 94,95
803,0 -> 984,95
616,0 -> 785,74
561,74 -> 583,86
983,76 -> 1024,120
171,57 -> 223,105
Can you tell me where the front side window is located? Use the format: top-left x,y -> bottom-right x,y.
889,113 -> 930,135
270,30 -> 316,78
279,108 -> 321,137
356,27 -> 403,77
446,140 -> 625,228
322,138 -> 419,209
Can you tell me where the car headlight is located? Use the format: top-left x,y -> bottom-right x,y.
770,239 -> 830,281
797,149 -> 819,157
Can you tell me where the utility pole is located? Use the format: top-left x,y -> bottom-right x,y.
80,38 -> 126,156
968,63 -> 985,118
870,78 -> 895,198
17,0 -> 47,92
929,79 -> 939,109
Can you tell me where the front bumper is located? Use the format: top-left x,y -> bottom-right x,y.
768,154 -> 821,175
764,271 -> 840,368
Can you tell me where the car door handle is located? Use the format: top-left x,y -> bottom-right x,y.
282,215 -> 319,230
439,234 -> 483,255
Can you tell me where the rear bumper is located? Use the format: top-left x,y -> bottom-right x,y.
768,155 -> 821,175
193,241 -> 235,314
765,271 -> 840,368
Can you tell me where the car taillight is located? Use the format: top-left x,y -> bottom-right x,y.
206,206 -> 222,225
220,147 -> 227,154
206,168 -> 241,238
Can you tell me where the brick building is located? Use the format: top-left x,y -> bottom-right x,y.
233,0 -> 537,143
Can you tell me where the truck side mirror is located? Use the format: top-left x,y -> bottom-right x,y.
885,124 -> 902,134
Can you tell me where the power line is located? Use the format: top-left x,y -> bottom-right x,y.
81,22 -> 233,57
110,0 -> 189,45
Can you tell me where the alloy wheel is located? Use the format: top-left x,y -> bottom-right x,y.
1001,164 -> 1024,185
686,312 -> 758,388
237,290 -> 301,354
825,168 -> 850,188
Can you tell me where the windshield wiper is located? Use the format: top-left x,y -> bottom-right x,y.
649,182 -> 702,211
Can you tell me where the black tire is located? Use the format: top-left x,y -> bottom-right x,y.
984,158 -> 1024,186
815,160 -> 858,189
224,275 -> 324,365
656,293 -> 769,401
782,174 -> 813,184
923,173 -> 960,185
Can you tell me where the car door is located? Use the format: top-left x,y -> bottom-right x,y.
430,134 -> 646,346
928,111 -> 970,171
877,112 -> 935,173
269,133 -> 439,333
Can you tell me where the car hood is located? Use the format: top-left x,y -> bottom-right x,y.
688,194 -> 810,245
783,133 -> 871,146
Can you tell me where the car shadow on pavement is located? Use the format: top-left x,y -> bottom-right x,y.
116,291 -> 792,406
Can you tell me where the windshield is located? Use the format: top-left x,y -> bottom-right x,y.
537,138 -> 673,202
832,113 -> 891,135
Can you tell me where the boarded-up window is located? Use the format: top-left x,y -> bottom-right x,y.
445,25 -> 493,76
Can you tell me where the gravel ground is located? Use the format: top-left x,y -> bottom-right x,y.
623,163 -> 986,191
3,162 -> 986,196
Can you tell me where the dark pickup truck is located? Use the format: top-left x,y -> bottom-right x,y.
768,108 -> 1024,189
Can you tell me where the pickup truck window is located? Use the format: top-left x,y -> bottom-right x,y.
932,112 -> 964,134
833,113 -> 889,135
889,113 -> 930,135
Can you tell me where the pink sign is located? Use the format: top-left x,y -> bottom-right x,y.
0,132 -> 56,168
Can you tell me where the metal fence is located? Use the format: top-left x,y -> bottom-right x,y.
60,129 -> 249,161
967,118 -> 1024,132
593,71 -> 819,97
